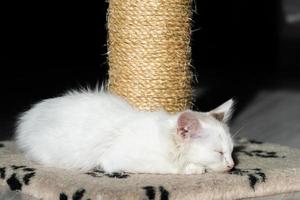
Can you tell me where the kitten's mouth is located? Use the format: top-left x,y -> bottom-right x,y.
227,167 -> 236,172
225,168 -> 234,173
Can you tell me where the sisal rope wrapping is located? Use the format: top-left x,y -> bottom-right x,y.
108,0 -> 192,113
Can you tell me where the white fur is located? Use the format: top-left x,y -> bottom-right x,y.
15,89 -> 235,174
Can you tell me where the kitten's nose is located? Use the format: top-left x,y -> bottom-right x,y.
226,163 -> 234,170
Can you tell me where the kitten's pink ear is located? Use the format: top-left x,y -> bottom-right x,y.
177,111 -> 201,139
209,99 -> 234,123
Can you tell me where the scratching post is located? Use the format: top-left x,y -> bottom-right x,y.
1,2 -> 300,199
108,0 -> 192,112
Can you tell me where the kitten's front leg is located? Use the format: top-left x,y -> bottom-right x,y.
182,163 -> 206,175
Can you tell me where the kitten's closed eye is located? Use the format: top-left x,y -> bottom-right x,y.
215,150 -> 224,156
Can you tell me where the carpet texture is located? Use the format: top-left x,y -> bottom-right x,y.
0,138 -> 300,200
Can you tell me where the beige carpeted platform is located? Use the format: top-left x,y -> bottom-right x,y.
0,138 -> 300,200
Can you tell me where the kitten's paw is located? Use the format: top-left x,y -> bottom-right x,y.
105,171 -> 129,178
183,164 -> 206,175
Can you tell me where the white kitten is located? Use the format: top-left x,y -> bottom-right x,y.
15,89 -> 235,174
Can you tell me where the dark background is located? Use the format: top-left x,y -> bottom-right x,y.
1,0 -> 300,140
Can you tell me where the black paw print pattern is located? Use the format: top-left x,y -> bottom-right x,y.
86,169 -> 129,179
235,138 -> 264,145
59,188 -> 91,200
142,186 -> 169,200
229,168 -> 266,190
0,165 -> 36,191
238,150 -> 286,158
248,140 -> 264,144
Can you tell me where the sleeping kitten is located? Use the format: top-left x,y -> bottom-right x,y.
15,89 -> 235,174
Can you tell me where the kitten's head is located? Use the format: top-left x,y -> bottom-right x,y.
175,99 -> 235,173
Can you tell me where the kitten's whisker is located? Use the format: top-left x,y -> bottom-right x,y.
232,125 -> 246,138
